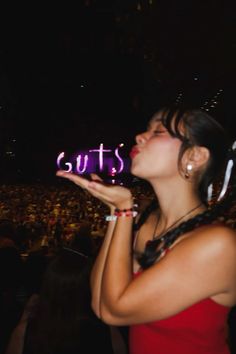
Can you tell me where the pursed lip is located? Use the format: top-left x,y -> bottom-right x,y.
129,146 -> 140,159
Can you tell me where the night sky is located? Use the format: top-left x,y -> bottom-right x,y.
0,1 -> 235,182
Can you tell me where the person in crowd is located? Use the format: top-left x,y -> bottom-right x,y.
5,248 -> 114,354
23,248 -> 52,297
68,221 -> 96,258
0,220 -> 24,354
0,246 -> 24,354
0,219 -> 16,249
56,107 -> 236,354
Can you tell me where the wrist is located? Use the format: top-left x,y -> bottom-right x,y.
114,207 -> 138,218
105,204 -> 139,221
109,206 -> 116,214
115,199 -> 134,211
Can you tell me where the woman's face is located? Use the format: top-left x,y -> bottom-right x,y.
130,114 -> 183,181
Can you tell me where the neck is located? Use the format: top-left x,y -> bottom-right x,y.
151,179 -> 206,230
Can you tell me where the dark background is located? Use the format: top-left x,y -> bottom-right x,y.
0,1 -> 235,182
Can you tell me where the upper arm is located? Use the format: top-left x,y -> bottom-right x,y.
101,225 -> 236,325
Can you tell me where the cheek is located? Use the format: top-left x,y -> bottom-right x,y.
131,139 -> 181,177
149,138 -> 181,163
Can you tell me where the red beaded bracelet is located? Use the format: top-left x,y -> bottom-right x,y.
105,205 -> 139,221
114,207 -> 138,217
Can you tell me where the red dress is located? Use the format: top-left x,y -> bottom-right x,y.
129,273 -> 230,354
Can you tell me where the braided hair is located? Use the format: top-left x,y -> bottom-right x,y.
135,108 -> 236,269
133,198 -> 158,232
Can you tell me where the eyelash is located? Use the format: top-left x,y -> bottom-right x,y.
153,130 -> 165,135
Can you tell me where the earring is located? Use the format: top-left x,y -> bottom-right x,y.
185,164 -> 193,179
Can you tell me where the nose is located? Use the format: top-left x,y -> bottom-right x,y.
135,131 -> 149,144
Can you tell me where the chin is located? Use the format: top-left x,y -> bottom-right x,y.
130,165 -> 144,179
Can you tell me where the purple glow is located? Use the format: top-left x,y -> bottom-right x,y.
56,143 -> 129,175
76,155 -> 89,174
89,143 -> 111,171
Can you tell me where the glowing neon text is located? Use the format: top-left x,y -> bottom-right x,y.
56,143 -> 128,175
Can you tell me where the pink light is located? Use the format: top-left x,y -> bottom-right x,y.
76,155 -> 89,174
111,167 -> 117,176
89,143 -> 112,171
57,152 -> 73,172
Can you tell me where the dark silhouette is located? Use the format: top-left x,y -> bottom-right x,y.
5,248 -> 114,354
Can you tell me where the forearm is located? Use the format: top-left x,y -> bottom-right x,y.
90,210 -> 116,317
100,215 -> 134,319
55,172 -> 135,318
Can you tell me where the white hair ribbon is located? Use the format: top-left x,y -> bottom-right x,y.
217,140 -> 236,201
207,183 -> 213,202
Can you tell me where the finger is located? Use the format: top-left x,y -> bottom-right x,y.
87,181 -> 114,198
90,173 -> 103,182
88,180 -> 109,192
87,184 -> 113,205
56,170 -> 90,189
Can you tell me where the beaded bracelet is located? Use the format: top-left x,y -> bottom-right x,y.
114,207 -> 138,217
105,206 -> 138,221
105,215 -> 117,221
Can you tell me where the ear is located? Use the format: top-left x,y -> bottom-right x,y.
183,146 -> 210,170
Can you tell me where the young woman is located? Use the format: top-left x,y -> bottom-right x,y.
56,108 -> 236,354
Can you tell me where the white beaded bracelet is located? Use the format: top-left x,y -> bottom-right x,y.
105,215 -> 117,221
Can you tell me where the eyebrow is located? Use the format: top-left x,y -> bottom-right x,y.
147,119 -> 163,130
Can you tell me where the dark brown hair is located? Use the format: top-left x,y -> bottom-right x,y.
136,107 -> 235,269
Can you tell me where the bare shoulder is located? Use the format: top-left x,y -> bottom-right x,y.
167,223 -> 236,267
193,223 -> 236,246
181,223 -> 236,263
167,223 -> 236,303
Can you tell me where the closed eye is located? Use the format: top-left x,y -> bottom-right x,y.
153,130 -> 167,135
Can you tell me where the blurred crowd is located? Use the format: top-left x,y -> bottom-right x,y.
0,181 -> 235,354
0,182 -> 157,254
0,181 -> 154,354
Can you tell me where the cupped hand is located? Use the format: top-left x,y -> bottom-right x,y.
56,170 -> 133,210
